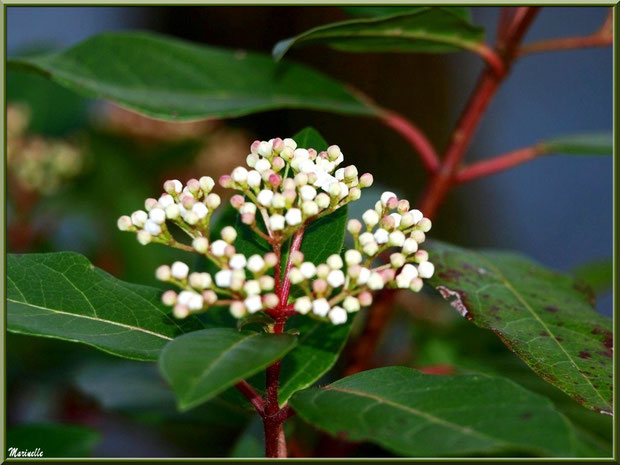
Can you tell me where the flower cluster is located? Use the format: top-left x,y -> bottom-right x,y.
221,137 -> 373,241
118,138 -> 434,325
8,103 -> 84,195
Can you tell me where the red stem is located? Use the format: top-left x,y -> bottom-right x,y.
519,33 -> 612,56
279,226 -> 306,307
235,380 -> 265,416
378,108 -> 440,173
455,145 -> 542,183
418,7 -> 540,219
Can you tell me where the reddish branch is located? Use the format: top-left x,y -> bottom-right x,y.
378,108 -> 440,173
235,380 -> 265,415
455,145 -> 543,183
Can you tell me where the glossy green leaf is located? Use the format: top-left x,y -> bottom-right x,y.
426,240 -> 613,414
8,31 -> 373,121
7,252 -> 203,361
540,132 -> 612,156
7,424 -> 100,458
277,316 -> 353,404
273,7 -> 485,60
290,367 -> 578,457
573,259 -> 613,295
158,328 -> 296,411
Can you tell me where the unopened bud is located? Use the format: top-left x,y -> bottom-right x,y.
414,250 -> 429,263
347,219 -> 362,235
219,175 -> 233,188
156,265 -> 171,281
206,193 -> 221,210
161,290 -> 177,306
263,293 -> 279,309
418,217 -> 432,232
192,237 -> 209,253
117,215 -> 133,231
199,176 -> 215,193
359,173 -> 373,188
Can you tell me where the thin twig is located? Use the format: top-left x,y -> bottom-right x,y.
235,380 -> 265,416
455,145 -> 543,183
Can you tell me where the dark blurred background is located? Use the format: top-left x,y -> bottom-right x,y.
6,6 -> 613,458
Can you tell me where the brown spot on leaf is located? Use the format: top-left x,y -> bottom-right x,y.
438,269 -> 463,281
544,305 -> 559,313
578,351 -> 592,359
521,412 -> 532,420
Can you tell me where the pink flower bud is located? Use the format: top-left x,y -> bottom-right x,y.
380,215 -> 396,230
224,245 -> 236,258
250,140 -> 261,154
219,174 -> 233,188
268,173 -> 281,188
187,178 -> 201,194
358,291 -> 373,307
282,178 -> 296,191
291,250 -> 304,266
386,196 -> 399,209
230,195 -> 245,210
181,195 -> 196,209
144,198 -> 159,211
264,253 -> 278,268
308,148 -> 317,159
347,219 -> 362,235
202,290 -> 218,305
241,212 -> 256,224
397,199 -> 410,213
359,173 -> 373,188
271,156 -> 285,172
312,278 -> 328,295
380,268 -> 396,282
272,138 -> 284,153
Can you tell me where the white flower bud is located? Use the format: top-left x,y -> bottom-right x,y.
335,168 -> 345,181
294,296 -> 312,314
205,193 -> 221,210
145,219 -> 162,236
328,306 -> 347,324
246,170 -> 262,188
259,275 -> 275,291
315,193 -> 330,209
199,176 -> 215,193
117,215 -> 133,231
302,201 -> 319,216
137,230 -> 152,245
165,204 -> 180,220
374,228 -> 389,244
156,265 -> 171,281
418,217 -> 432,232
211,239 -> 228,257
230,301 -> 247,319
255,158 -> 272,173
257,189 -> 274,207
362,241 -> 379,256
396,274 -> 412,289
221,226 -> 237,244
161,290 -> 177,306
173,304 -> 190,319
345,249 -> 362,266
192,202 -> 208,219
289,268 -> 304,285
229,253 -> 247,270
257,141 -> 272,157
158,194 -> 174,208
215,269 -> 233,288
357,267 -> 371,285
418,261 -> 435,279
300,185 -> 317,201
244,280 -> 261,296
328,182 -> 341,198
246,153 -> 258,167
410,209 -> 424,224
390,253 -> 406,269
388,230 -> 406,247
359,232 -> 375,245
164,179 -> 183,194
343,296 -> 360,313
389,213 -> 402,228
312,298 -> 330,317
362,209 -> 379,228
244,295 -> 263,313
190,272 -> 212,289
298,262 -> 316,279
184,211 -> 199,225
402,238 -> 418,255
327,145 -> 341,161
272,193 -> 286,209
368,272 -> 384,290
247,255 -> 265,273
192,237 -> 209,253
326,254 -> 343,270
327,269 -> 345,288
171,261 -> 189,280
381,191 -> 397,206
131,210 -> 148,228
401,263 -> 418,278
269,214 -> 285,231
283,138 -> 297,150
240,202 -> 257,215
285,208 -> 303,226
410,277 -> 424,292
232,167 -> 248,183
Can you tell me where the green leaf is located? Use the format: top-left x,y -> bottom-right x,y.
342,6 -> 471,20
573,259 -> 613,295
7,252 -> 203,361
277,315 -> 353,404
540,132 -> 612,156
9,31 -> 373,121
158,328 -> 296,411
273,7 -> 485,61
290,367 -> 578,457
7,424 -> 100,458
426,240 -> 613,415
